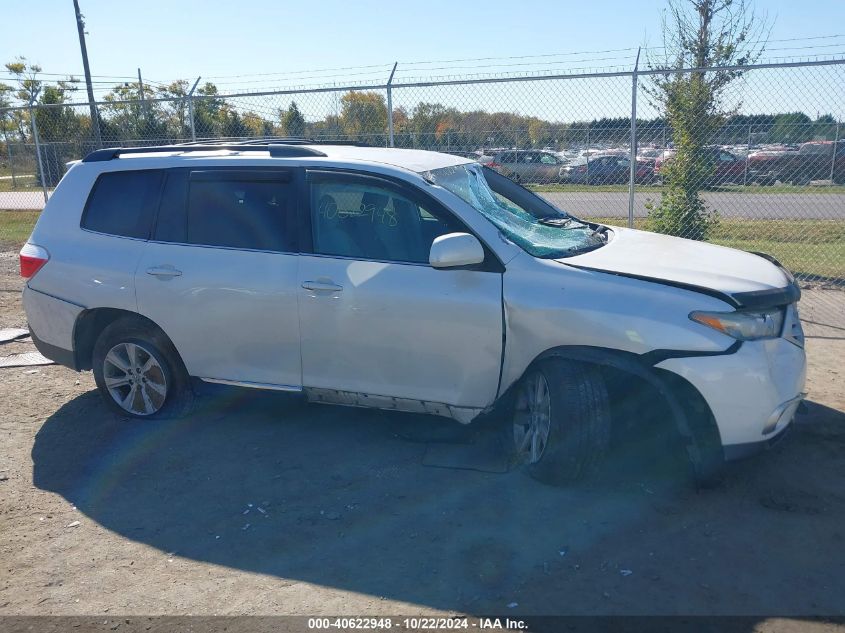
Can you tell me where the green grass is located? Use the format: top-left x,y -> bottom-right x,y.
0,210 -> 40,249
1,210 -> 842,281
591,216 -> 845,282
528,183 -> 845,194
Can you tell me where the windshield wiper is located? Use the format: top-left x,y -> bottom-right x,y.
537,216 -> 579,228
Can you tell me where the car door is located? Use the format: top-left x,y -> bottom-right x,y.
509,152 -> 528,181
135,167 -> 302,389
297,170 -> 503,409
538,152 -> 561,183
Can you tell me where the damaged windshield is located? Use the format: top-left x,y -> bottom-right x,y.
425,163 -> 606,258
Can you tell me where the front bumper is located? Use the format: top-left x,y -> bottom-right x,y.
655,336 -> 807,457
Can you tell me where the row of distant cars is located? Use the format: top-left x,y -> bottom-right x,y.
472,140 -> 845,186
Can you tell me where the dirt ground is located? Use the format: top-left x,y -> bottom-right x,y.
1,248 -> 843,625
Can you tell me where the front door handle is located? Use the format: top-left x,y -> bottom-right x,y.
146,265 -> 183,278
301,280 -> 343,293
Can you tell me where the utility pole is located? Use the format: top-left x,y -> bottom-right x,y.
137,68 -> 146,111
137,67 -> 148,129
627,47 -> 641,229
72,0 -> 102,147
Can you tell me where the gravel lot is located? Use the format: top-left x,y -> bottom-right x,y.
1,250 -> 843,621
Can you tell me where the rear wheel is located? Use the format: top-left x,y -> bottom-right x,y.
93,317 -> 194,419
510,361 -> 611,485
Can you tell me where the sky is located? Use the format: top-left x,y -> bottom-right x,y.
2,0 -> 844,121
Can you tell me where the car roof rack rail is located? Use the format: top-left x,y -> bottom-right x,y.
81,143 -> 332,162
231,137 -> 368,147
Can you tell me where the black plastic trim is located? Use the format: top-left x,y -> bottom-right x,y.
731,282 -> 801,310
566,264 -> 740,307
30,331 -> 77,370
640,340 -> 742,366
82,144 -> 328,162
567,264 -> 800,310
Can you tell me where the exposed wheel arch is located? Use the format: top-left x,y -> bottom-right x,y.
499,345 -> 724,485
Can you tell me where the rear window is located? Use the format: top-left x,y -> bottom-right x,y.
82,169 -> 164,238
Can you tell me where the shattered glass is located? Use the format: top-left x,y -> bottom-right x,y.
425,163 -> 605,258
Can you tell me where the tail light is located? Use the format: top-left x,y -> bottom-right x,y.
488,161 -> 501,169
20,243 -> 49,279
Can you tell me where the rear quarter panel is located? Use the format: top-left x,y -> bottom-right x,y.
26,163 -> 145,313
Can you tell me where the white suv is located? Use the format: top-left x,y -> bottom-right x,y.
21,141 -> 806,484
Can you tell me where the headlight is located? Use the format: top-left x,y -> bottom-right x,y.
689,308 -> 785,341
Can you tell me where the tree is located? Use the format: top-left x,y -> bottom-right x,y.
157,80 -> 191,139
280,102 -> 306,137
769,112 -> 813,144
243,111 -> 273,137
645,0 -> 768,240
812,114 -> 838,141
102,81 -> 167,142
340,91 -> 387,142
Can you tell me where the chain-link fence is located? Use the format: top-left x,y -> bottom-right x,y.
1,59 -> 843,330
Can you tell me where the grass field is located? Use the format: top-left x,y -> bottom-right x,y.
590,216 -> 845,282
0,210 -> 40,248
1,210 -> 842,282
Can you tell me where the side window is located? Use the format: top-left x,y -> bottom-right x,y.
185,170 -> 297,252
82,169 -> 163,238
539,153 -> 558,165
310,176 -> 462,264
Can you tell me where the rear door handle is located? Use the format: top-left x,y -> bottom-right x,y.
301,280 -> 343,293
146,265 -> 183,278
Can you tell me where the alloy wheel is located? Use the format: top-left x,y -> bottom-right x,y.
103,342 -> 168,416
513,371 -> 552,464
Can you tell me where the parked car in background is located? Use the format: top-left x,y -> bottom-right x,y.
561,154 -> 654,185
483,149 -> 564,184
748,140 -> 845,185
654,147 -> 745,186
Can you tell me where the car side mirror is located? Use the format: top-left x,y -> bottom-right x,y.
429,232 -> 485,269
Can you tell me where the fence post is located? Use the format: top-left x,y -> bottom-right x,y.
829,120 -> 840,183
627,47 -> 641,229
586,127 -> 590,185
187,76 -> 201,142
743,121 -> 752,186
2,127 -> 16,188
29,102 -> 49,204
386,62 -> 397,147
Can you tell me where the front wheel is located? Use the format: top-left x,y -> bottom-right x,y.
510,361 -> 611,485
92,317 -> 194,419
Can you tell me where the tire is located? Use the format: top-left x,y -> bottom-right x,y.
509,360 -> 611,485
92,317 -> 195,420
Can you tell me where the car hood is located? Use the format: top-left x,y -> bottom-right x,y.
560,226 -> 798,308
